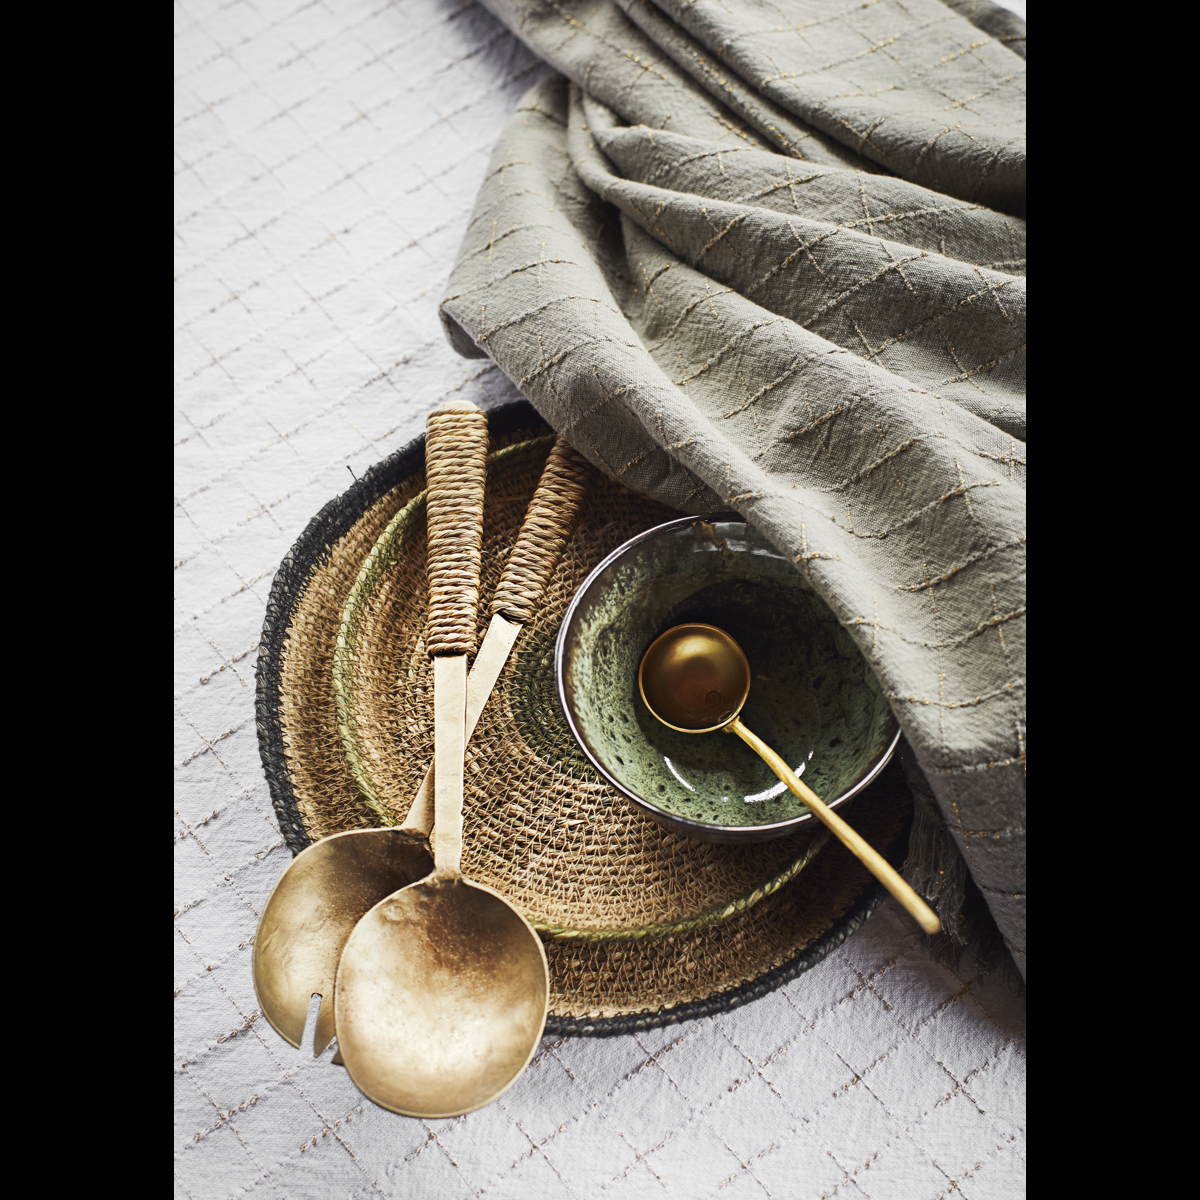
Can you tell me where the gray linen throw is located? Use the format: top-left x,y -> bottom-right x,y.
440,0 -> 1026,977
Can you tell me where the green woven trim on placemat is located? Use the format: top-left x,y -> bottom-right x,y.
333,487 -> 426,825
537,826 -> 830,941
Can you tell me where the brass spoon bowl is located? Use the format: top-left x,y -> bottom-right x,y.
640,624 -> 941,936
639,623 -> 751,733
253,829 -> 431,1054
334,821 -> 550,1116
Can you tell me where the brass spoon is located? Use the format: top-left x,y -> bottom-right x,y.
253,429 -> 586,1058
334,400 -> 550,1118
639,623 -> 941,935
252,823 -> 432,1056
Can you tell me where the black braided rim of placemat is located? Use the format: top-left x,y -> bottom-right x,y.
255,399 -> 912,1037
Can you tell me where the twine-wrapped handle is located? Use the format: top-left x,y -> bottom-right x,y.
491,437 -> 592,624
425,400 -> 488,656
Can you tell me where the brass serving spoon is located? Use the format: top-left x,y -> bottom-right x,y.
253,420 -> 585,1058
639,623 -> 941,935
333,400 -> 550,1118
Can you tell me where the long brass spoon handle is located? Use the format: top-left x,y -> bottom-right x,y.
423,400 -> 489,875
399,437 -> 591,836
727,717 -> 942,935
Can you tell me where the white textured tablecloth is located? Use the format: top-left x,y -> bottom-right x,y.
173,3 -> 1027,1196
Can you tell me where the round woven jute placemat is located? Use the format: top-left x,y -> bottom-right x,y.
256,400 -> 912,1036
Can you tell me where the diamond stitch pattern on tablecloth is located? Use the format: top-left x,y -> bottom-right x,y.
759,1025 -> 858,1107
541,1113 -> 642,1194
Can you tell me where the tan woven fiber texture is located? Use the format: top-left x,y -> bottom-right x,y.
281,475 -> 427,840
424,401 -> 489,656
276,427 -> 907,1017
491,438 -> 591,624
441,0 -> 1027,976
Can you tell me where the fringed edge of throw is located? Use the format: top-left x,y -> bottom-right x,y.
899,739 -> 1024,993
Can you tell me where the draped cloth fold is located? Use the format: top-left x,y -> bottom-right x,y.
440,0 -> 1026,977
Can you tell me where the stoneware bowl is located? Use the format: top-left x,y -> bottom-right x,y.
556,517 -> 900,844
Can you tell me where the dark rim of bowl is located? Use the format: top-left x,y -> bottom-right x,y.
554,515 -> 902,839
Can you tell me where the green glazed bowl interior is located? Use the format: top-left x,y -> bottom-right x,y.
556,518 -> 900,843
